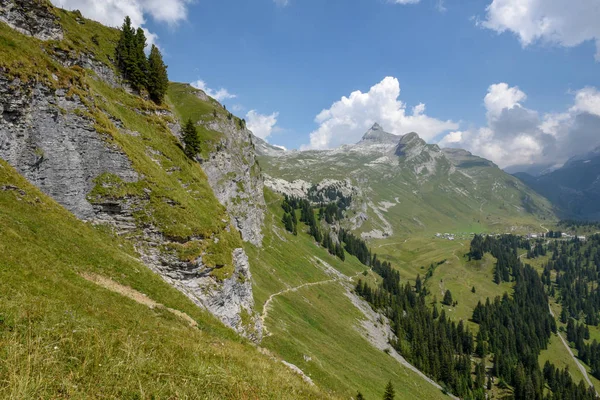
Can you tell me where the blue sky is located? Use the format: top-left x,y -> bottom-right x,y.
53,0 -> 600,168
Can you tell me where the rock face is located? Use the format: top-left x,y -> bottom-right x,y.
0,75 -> 138,219
201,117 -> 265,247
0,3 -> 264,340
136,229 -> 262,339
0,0 -> 63,41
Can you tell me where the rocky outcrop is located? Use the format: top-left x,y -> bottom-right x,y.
264,176 -> 358,204
51,48 -> 123,88
137,231 -> 262,339
0,0 -> 63,41
200,117 -> 265,247
0,75 -> 138,219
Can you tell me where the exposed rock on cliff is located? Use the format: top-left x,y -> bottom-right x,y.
0,75 -> 138,219
0,0 -> 62,41
201,118 -> 265,247
0,4 -> 263,340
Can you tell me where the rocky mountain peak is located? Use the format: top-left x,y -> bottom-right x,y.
395,132 -> 427,157
359,123 -> 400,144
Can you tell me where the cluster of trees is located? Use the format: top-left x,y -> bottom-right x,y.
563,302 -> 600,380
318,202 -> 343,224
281,197 -> 298,235
575,339 -> 600,380
545,230 -> 564,239
357,271 -> 479,397
116,17 -> 169,104
469,234 -> 529,284
306,185 -> 352,210
543,362 -> 597,399
544,235 -> 600,325
280,196 -> 345,260
470,235 -> 595,399
471,264 -> 556,399
527,239 -> 548,259
559,220 -> 600,231
339,229 -> 371,265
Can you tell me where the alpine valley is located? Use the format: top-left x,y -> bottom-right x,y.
1,1 -> 600,400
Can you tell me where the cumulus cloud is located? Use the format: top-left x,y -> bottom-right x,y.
438,83 -> 600,169
246,110 -> 279,140
303,77 -> 458,150
480,0 -> 600,60
191,80 -> 237,102
50,0 -> 192,46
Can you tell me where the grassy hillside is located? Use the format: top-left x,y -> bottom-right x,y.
1,4 -> 243,278
245,189 -> 449,399
0,160 -> 330,399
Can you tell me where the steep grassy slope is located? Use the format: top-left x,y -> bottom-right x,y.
245,189 -> 449,399
0,160 -> 329,399
0,2 -> 242,277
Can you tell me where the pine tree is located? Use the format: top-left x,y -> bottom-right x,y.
383,381 -> 395,400
356,391 -> 365,400
129,28 -> 149,90
115,17 -> 135,78
182,118 -> 201,159
442,289 -> 453,306
147,44 -> 169,104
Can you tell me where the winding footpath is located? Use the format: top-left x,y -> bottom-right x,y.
260,277 -> 338,334
548,305 -> 598,393
261,268 -> 460,398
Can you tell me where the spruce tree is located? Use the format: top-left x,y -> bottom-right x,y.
129,27 -> 149,90
442,289 -> 453,306
147,44 -> 169,104
383,381 -> 395,400
116,17 -> 135,78
182,118 -> 201,159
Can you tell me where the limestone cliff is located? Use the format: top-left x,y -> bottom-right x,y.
0,1 -> 263,339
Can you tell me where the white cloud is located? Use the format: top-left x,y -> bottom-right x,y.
390,0 -> 421,4
191,80 -> 237,102
480,0 -> 600,60
484,83 -> 526,119
50,0 -> 192,47
303,76 -> 458,150
438,83 -> 600,168
273,0 -> 289,6
246,110 -> 279,140
438,131 -> 463,147
571,87 -> 600,116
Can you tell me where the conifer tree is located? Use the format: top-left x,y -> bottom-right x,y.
182,118 -> 200,159
147,44 -> 169,104
383,381 -> 395,400
442,289 -> 453,306
116,17 -> 135,78
356,391 -> 365,400
129,27 -> 149,90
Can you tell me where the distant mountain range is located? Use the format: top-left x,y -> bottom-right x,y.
257,123 -> 554,236
514,146 -> 600,220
